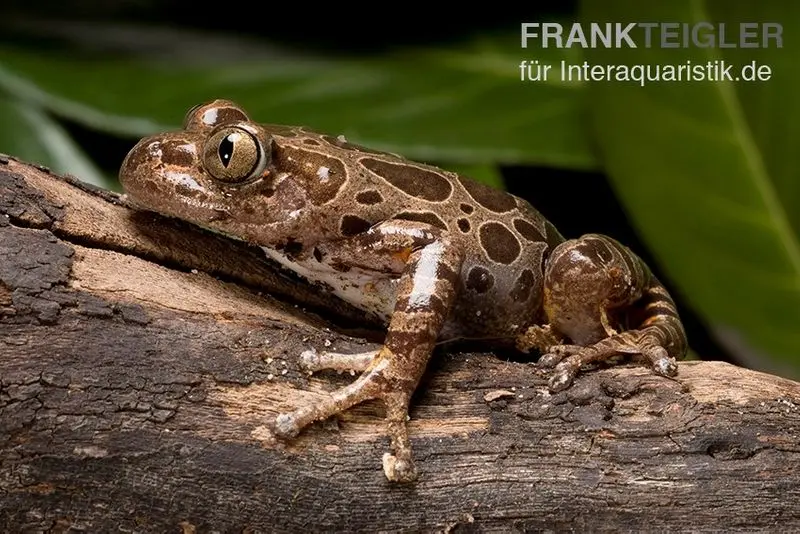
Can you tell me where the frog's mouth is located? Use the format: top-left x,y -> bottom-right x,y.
121,177 -> 229,226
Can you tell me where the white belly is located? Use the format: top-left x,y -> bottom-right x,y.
262,246 -> 398,324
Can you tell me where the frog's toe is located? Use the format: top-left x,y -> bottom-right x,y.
273,347 -> 421,483
299,348 -> 379,374
538,352 -> 563,369
545,346 -> 615,392
642,345 -> 678,377
298,349 -> 320,372
382,452 -> 418,482
542,332 -> 680,392
549,365 -> 577,392
538,344 -> 583,368
273,412 -> 304,439
271,369 -> 381,442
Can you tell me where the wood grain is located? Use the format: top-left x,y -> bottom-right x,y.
1,156 -> 799,533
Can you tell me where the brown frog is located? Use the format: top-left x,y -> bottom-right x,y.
119,100 -> 688,482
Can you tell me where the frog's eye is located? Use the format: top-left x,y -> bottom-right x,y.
203,126 -> 268,183
184,100 -> 250,131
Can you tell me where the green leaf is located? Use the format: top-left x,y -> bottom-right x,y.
580,0 -> 800,375
0,30 -> 596,170
0,96 -> 110,188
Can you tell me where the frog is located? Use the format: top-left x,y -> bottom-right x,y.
119,100 -> 688,483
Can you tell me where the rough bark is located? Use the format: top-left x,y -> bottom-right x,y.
1,155 -> 799,533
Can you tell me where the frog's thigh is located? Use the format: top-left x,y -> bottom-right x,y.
541,233 -> 687,392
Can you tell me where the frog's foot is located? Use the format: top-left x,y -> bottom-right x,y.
273,348 -> 419,482
539,331 -> 678,392
540,233 -> 687,393
299,348 -> 379,374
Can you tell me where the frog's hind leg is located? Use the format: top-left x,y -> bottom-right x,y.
272,220 -> 463,482
540,233 -> 688,392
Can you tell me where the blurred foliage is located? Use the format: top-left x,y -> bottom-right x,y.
582,1 -> 800,377
0,28 -> 592,190
0,0 -> 798,379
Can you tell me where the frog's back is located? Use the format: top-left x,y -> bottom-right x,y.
270,125 -> 566,340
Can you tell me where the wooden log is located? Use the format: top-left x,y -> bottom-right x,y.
1,156 -> 799,533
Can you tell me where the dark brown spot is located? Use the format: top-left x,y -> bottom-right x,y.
216,107 -> 249,124
313,247 -> 323,262
362,158 -> 452,202
303,139 -> 321,146
513,218 -> 546,243
159,139 -> 195,167
340,215 -> 373,236
253,180 -> 275,198
394,211 -> 447,230
578,237 -> 614,263
643,304 -> 679,318
275,146 -> 347,205
479,222 -> 521,265
510,269 -> 535,302
428,295 -> 447,317
465,266 -> 494,294
329,260 -> 352,273
460,203 -> 475,214
426,294 -> 447,317
355,190 -> 384,205
278,239 -> 303,258
194,105 -> 249,128
457,218 -> 471,233
321,135 -> 385,155
397,292 -> 447,315
458,176 -> 516,213
435,261 -> 459,288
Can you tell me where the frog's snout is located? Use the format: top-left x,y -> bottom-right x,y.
119,137 -> 150,183
120,133 -> 204,192
119,137 -> 162,209
119,133 -> 227,222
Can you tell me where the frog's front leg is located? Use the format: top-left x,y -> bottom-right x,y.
272,220 -> 463,482
539,233 -> 688,392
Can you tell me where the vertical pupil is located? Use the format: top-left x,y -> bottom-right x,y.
218,134 -> 236,168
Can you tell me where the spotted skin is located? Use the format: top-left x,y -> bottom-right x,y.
119,100 -> 689,482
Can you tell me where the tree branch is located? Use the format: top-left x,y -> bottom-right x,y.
1,156 -> 799,532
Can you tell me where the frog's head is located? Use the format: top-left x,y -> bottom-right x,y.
119,100 -> 307,240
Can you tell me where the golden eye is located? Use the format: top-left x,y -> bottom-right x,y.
203,126 -> 267,183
